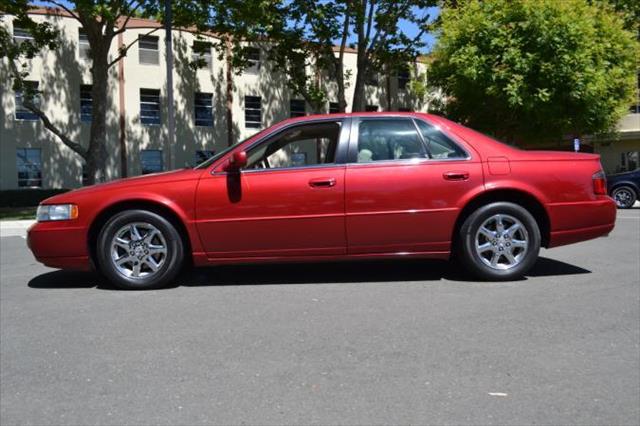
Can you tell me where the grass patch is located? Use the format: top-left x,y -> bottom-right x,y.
0,207 -> 36,221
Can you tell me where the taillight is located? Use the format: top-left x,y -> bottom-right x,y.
592,171 -> 607,195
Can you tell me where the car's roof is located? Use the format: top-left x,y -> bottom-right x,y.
281,111 -> 433,124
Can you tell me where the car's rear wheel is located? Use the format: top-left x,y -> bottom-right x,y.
611,185 -> 637,209
97,210 -> 184,290
459,202 -> 541,281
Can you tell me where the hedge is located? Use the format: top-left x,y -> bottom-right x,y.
0,189 -> 70,208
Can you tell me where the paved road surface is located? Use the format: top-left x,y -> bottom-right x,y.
1,210 -> 639,425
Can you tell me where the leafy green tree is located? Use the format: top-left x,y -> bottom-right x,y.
429,0 -> 639,145
0,0 -> 164,184
193,0 -> 436,113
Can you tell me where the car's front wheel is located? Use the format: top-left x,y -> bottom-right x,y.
458,202 -> 541,281
611,185 -> 637,209
97,210 -> 184,290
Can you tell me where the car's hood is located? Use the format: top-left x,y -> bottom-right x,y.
42,169 -> 203,204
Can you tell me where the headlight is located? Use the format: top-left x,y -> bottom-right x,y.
36,204 -> 79,222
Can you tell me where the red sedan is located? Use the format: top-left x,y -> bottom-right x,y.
27,113 -> 616,289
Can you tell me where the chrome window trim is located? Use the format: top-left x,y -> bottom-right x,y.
220,162 -> 346,176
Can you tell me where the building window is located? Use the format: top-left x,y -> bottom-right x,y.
365,105 -> 379,112
16,148 -> 42,187
13,25 -> 33,45
245,95 -> 262,128
290,99 -> 306,118
329,102 -> 340,114
194,92 -> 213,127
365,70 -> 378,86
78,29 -> 90,59
140,89 -> 160,125
195,150 -> 215,165
80,85 -> 92,122
397,67 -> 410,91
192,41 -> 212,69
141,150 -> 163,174
15,81 -> 39,121
245,47 -> 261,74
139,35 -> 159,65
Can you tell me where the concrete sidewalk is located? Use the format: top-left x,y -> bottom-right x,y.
0,220 -> 35,238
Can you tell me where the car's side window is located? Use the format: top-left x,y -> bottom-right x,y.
415,119 -> 468,160
246,121 -> 341,170
356,119 -> 427,163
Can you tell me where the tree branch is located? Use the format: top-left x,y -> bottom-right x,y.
113,1 -> 146,36
364,0 -> 376,47
8,61 -> 87,158
48,0 -> 82,23
108,26 -> 160,68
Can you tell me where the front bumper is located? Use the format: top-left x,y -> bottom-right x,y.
27,222 -> 92,271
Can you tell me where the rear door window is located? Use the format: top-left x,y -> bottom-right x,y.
356,119 -> 427,163
415,120 -> 467,160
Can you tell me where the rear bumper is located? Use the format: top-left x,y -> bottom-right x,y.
547,198 -> 616,248
27,222 -> 92,271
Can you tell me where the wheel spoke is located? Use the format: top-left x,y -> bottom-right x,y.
511,239 -> 527,249
477,242 -> 494,253
130,224 -> 142,241
495,215 -> 505,233
115,237 -> 130,250
131,262 -> 141,277
116,255 -> 133,266
479,226 -> 496,240
144,229 -> 159,243
148,247 -> 166,256
145,256 -> 160,271
504,251 -> 517,265
506,222 -> 520,237
490,252 -> 501,267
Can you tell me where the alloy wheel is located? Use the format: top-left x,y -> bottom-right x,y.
110,222 -> 168,279
613,188 -> 634,208
475,214 -> 529,270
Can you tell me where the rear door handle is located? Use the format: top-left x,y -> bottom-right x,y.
443,171 -> 469,181
309,177 -> 336,188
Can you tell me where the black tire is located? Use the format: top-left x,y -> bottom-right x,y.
97,210 -> 184,290
458,202 -> 541,281
611,185 -> 637,209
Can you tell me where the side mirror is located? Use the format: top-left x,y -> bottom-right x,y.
225,150 -> 247,172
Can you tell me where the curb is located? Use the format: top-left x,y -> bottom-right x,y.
0,220 -> 35,238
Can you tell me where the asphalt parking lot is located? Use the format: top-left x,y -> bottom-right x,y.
1,210 -> 639,426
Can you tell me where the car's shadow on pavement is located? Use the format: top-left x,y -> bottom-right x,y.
28,256 -> 591,290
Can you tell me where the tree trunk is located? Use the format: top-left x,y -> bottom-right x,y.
87,42 -> 110,185
225,39 -> 234,147
336,61 -> 348,112
351,58 -> 368,112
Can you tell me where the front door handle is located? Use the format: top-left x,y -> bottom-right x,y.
443,171 -> 469,181
308,177 -> 336,188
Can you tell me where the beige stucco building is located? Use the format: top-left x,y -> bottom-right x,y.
1,9 -> 638,190
0,9 -> 429,190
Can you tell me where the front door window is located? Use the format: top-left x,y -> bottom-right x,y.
246,121 -> 341,169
